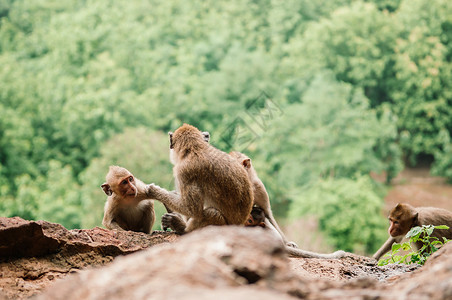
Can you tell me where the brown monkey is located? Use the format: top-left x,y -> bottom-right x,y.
147,124 -> 254,234
162,131 -> 210,215
245,206 -> 346,259
101,166 -> 155,234
373,203 -> 452,260
230,151 -> 297,248
246,206 -> 267,228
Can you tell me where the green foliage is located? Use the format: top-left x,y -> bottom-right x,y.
378,225 -> 451,266
289,176 -> 388,253
0,0 -> 451,252
248,72 -> 401,205
2,161 -> 82,229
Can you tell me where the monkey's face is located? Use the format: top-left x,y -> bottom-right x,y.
388,217 -> 409,237
245,215 -> 258,227
245,206 -> 265,227
117,175 -> 137,198
388,203 -> 417,237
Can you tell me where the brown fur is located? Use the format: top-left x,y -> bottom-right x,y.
229,151 -> 298,247
101,166 -> 155,233
373,203 -> 452,260
147,124 -> 254,234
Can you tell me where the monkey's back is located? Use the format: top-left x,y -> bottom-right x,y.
417,207 -> 452,240
176,146 -> 253,225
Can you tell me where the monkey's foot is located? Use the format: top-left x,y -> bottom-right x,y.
161,213 -> 186,234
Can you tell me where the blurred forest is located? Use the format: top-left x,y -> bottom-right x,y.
1,0 -> 451,254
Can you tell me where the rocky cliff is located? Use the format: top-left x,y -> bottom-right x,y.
2,217 -> 451,299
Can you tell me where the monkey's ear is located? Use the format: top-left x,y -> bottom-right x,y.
242,158 -> 251,169
202,131 -> 210,142
101,183 -> 112,196
412,211 -> 419,222
168,132 -> 174,149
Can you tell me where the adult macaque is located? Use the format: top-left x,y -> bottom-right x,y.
147,124 -> 254,234
101,166 -> 155,234
245,206 -> 346,259
230,151 -> 297,248
373,203 -> 452,260
162,130 -> 210,215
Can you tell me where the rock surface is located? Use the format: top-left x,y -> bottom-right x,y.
0,217 -> 176,299
1,217 -> 452,299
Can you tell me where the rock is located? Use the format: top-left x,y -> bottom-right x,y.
2,217 -> 452,300
36,226 -> 304,300
0,217 -> 176,299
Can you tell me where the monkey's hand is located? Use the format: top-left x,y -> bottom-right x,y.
161,213 -> 186,234
146,183 -> 162,198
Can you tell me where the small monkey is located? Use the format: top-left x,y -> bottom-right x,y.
373,203 -> 452,260
147,124 -> 254,234
230,151 -> 297,248
246,206 -> 267,228
245,206 -> 346,259
101,166 -> 155,234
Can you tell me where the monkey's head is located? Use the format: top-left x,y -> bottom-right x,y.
388,203 -> 419,237
101,166 -> 137,198
168,124 -> 208,163
245,206 -> 266,227
230,151 -> 254,177
168,130 -> 210,149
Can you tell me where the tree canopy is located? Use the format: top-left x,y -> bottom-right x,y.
1,0 -> 451,254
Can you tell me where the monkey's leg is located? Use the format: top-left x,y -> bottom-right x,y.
140,202 -> 155,234
262,205 -> 298,248
184,208 -> 227,233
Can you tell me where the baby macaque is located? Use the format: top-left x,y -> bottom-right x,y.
101,166 -> 155,234
230,151 -> 297,248
245,206 -> 346,259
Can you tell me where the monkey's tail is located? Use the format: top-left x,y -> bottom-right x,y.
286,247 -> 346,259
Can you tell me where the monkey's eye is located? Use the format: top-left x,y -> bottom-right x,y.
121,179 -> 128,185
129,176 -> 134,182
393,221 -> 399,225
248,219 -> 253,224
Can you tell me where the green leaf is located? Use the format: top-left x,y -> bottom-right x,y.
435,225 -> 450,230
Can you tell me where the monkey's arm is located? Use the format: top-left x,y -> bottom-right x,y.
140,201 -> 155,234
102,215 -> 127,231
372,237 -> 399,260
134,179 -> 152,202
147,183 -> 202,217
102,201 -> 128,231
